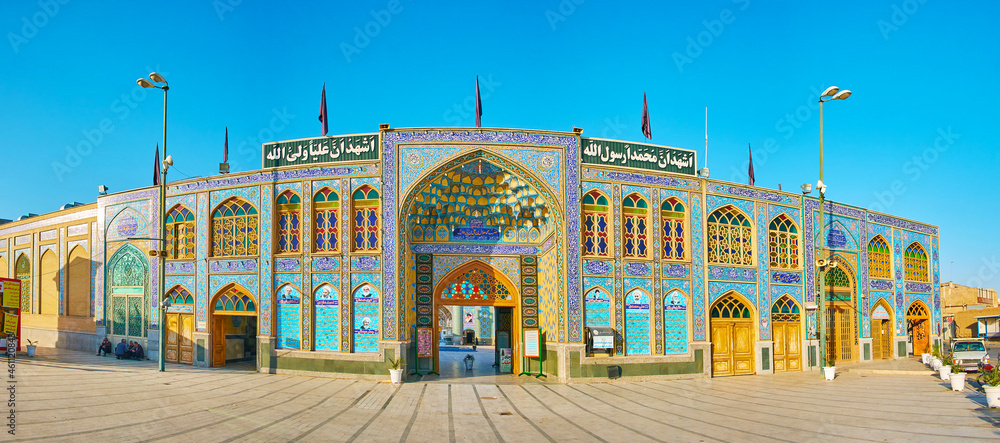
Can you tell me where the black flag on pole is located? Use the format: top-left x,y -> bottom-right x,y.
319,83 -> 328,136
153,144 -> 161,186
748,144 -> 755,186
475,76 -> 482,128
641,93 -> 651,139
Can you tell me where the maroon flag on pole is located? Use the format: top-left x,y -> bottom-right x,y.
748,144 -> 755,186
319,83 -> 328,136
641,93 -> 651,139
224,126 -> 229,163
153,144 -> 161,186
475,76 -> 482,128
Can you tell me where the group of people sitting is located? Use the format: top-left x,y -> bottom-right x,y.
97,338 -> 146,360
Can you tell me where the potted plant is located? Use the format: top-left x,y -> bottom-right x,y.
823,355 -> 836,381
388,356 -> 405,384
977,364 -> 1000,408
939,352 -> 952,381
930,343 -> 942,369
949,359 -> 966,391
25,339 -> 37,357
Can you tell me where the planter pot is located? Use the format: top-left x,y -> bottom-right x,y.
984,385 -> 1000,408
389,369 -> 404,384
932,358 -> 942,370
823,366 -> 836,381
950,372 -> 966,391
939,366 -> 951,381
921,353 -> 930,364
25,345 -> 36,357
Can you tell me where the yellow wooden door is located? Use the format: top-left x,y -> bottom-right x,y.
179,314 -> 194,364
165,313 -> 179,364
880,320 -> 892,359
773,322 -> 787,372
733,322 -> 753,375
912,319 -> 929,355
711,322 -> 733,376
872,319 -> 892,360
212,316 -> 226,367
826,305 -> 855,363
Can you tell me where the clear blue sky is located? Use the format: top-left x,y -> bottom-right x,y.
2,1 -> 997,288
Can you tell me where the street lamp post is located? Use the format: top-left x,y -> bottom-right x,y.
817,86 -> 850,373
137,73 -> 169,372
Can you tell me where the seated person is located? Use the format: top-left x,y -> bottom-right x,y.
115,339 -> 127,360
133,342 -> 146,360
124,341 -> 135,360
97,338 -> 113,357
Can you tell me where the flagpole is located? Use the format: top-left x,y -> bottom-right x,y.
704,107 -> 708,169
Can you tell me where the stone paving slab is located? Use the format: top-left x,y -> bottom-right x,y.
6,348 -> 1000,442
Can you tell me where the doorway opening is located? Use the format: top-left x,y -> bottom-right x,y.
210,284 -> 258,368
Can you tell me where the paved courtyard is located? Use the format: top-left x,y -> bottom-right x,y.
8,348 -> 1000,442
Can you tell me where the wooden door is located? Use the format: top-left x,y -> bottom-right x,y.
732,322 -> 753,375
872,319 -> 892,360
826,305 -> 855,363
773,321 -> 802,372
179,314 -> 194,364
911,319 -> 929,355
165,313 -> 179,363
711,322 -> 733,375
880,320 -> 892,359
212,316 -> 226,367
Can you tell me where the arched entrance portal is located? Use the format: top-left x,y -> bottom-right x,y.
711,292 -> 755,376
871,299 -> 894,360
163,285 -> 195,364
771,295 -> 802,372
107,244 -> 149,347
823,261 -> 857,364
906,301 -> 930,355
433,261 -> 519,376
210,284 -> 258,367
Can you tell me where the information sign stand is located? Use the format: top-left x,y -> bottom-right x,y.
410,326 -> 438,377
518,328 -> 546,378
0,278 -> 21,353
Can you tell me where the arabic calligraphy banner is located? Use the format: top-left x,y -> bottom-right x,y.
580,138 -> 696,176
262,134 -> 380,168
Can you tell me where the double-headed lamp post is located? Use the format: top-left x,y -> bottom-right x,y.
137,72 -> 169,373
816,85 -> 850,371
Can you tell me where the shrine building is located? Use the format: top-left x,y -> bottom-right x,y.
0,126 -> 942,381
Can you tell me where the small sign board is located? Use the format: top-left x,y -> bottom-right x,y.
0,279 -> 20,309
416,326 -> 433,358
523,328 -> 540,358
499,348 -> 513,373
590,327 -> 615,349
2,312 -> 17,335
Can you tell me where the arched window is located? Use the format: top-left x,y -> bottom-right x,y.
904,242 -> 929,282
211,197 -> 260,257
165,285 -> 195,305
622,193 -> 649,258
276,190 -> 302,254
352,185 -> 380,252
868,235 -> 891,279
212,285 -> 257,314
15,254 -> 30,312
711,294 -> 752,319
768,214 -> 799,269
582,190 -> 610,257
707,205 -> 752,265
314,187 -> 340,253
165,204 -> 195,259
661,197 -> 685,260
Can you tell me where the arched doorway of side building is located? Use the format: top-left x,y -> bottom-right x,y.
163,285 -> 195,364
210,284 -> 258,367
771,294 -> 803,372
906,300 -> 931,355
823,260 -> 858,364
711,292 -> 755,376
870,298 -> 894,360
